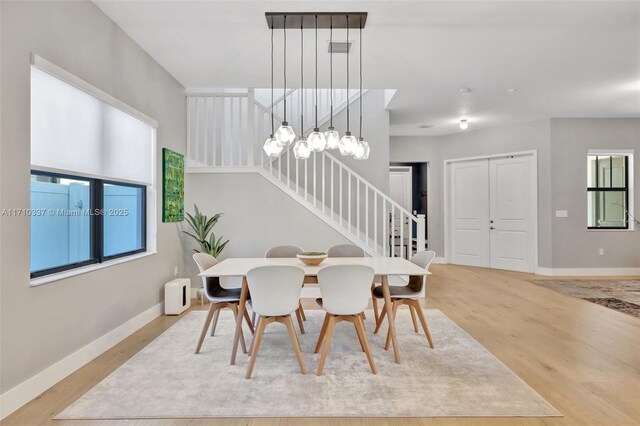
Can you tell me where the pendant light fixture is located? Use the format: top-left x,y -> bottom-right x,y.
307,15 -> 327,152
339,15 -> 358,156
293,20 -> 311,159
324,17 -> 340,150
263,23 -> 283,157
274,15 -> 296,147
353,19 -> 370,160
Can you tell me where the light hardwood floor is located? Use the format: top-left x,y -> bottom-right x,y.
4,265 -> 640,426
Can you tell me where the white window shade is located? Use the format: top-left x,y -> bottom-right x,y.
31,64 -> 155,185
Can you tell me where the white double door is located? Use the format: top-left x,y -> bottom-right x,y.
449,154 -> 536,273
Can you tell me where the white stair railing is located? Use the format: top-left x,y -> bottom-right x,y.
186,89 -> 426,259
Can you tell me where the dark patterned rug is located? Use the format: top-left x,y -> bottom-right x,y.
528,280 -> 640,319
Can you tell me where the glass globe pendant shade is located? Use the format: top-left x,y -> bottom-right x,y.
307,128 -> 327,152
293,137 -> 311,160
324,127 -> 340,150
263,135 -> 283,158
338,132 -> 358,156
353,138 -> 370,160
274,122 -> 296,146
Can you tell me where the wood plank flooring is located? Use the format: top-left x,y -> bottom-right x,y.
3,265 -> 640,425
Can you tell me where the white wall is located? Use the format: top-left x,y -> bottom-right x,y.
183,172 -> 352,284
0,0 -> 185,397
391,118 -> 640,269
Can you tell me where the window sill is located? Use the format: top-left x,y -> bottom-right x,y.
30,251 -> 157,287
587,228 -> 636,233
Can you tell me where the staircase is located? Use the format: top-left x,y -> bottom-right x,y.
185,88 -> 426,259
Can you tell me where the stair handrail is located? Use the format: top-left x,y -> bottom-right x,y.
320,150 -> 419,222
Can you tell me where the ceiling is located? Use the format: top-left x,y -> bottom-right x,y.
94,1 -> 640,136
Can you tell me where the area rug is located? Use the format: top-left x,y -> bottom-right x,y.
57,309 -> 559,419
529,279 -> 640,318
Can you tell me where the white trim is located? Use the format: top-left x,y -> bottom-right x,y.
444,150 -> 539,272
0,302 -> 164,420
30,251 -> 157,286
432,257 -> 447,264
30,165 -> 152,187
31,54 -> 158,128
536,267 -> 640,276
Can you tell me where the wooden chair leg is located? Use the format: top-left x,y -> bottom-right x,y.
243,308 -> 255,335
295,307 -> 306,334
355,314 -> 377,374
284,315 -> 308,374
412,300 -> 435,349
248,316 -> 261,356
352,318 -> 366,352
210,307 -> 221,337
361,311 -> 366,320
373,303 -> 387,334
251,311 -> 257,327
196,303 -> 217,354
231,304 -> 248,354
316,315 -> 336,376
371,285 -> 380,324
299,303 -> 307,321
409,303 -> 419,333
385,301 -> 400,350
314,313 -> 331,354
246,316 -> 268,379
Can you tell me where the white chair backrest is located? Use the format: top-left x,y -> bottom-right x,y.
265,245 -> 304,258
326,244 -> 365,258
318,265 -> 375,315
408,250 -> 436,296
246,266 -> 305,316
193,252 -> 218,283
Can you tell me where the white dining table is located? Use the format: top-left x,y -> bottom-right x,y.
200,256 -> 431,365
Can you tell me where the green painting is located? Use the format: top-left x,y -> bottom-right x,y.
162,148 -> 184,222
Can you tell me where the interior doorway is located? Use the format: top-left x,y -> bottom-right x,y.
389,162 -> 429,247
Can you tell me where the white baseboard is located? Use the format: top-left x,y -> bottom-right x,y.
432,257 -> 447,264
0,302 -> 164,420
536,267 -> 640,276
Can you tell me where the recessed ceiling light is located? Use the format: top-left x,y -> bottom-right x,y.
459,119 -> 469,130
507,88 -> 517,93
459,88 -> 472,95
419,124 -> 434,129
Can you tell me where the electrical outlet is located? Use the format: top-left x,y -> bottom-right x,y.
598,249 -> 604,256
555,210 -> 568,218
174,266 -> 179,277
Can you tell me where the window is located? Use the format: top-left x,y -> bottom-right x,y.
587,154 -> 630,229
30,171 -> 146,277
30,55 -> 156,281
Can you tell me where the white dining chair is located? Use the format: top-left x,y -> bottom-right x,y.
192,253 -> 254,354
265,245 -> 308,334
314,265 -> 377,376
323,244 -> 369,321
245,265 -> 307,379
372,250 -> 436,349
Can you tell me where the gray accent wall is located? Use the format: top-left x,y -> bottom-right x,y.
391,118 -> 640,268
0,1 -> 186,393
550,118 -> 640,268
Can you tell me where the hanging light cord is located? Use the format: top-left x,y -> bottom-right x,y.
283,15 -> 287,122
329,18 -> 334,128
359,21 -> 363,138
346,15 -> 350,132
315,15 -> 319,128
270,24 -> 274,136
300,22 -> 304,136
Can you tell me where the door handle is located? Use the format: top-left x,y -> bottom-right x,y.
490,226 -> 496,230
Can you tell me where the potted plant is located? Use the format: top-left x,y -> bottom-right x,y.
183,204 -> 229,257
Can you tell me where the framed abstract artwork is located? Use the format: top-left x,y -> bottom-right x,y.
162,148 -> 184,222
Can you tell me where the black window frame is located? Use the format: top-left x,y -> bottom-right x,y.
587,155 -> 629,230
30,170 -> 147,278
